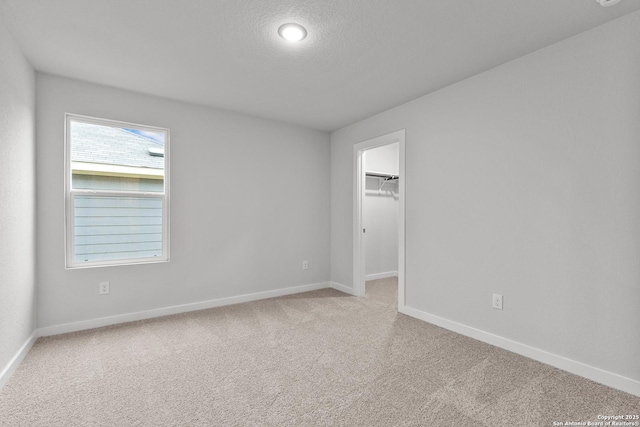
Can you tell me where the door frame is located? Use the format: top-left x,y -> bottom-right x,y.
353,129 -> 406,308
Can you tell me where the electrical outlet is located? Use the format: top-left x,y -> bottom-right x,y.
99,281 -> 110,295
302,260 -> 309,270
492,294 -> 503,310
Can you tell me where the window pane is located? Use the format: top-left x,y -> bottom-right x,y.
70,120 -> 165,192
65,114 -> 169,268
74,195 -> 163,263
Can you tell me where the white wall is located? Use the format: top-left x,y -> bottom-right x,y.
36,74 -> 330,329
0,18 -> 36,376
365,143 -> 399,175
331,11 -> 640,384
364,144 -> 398,277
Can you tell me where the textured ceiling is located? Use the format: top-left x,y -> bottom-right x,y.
1,0 -> 639,131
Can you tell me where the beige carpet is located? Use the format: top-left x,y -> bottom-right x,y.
1,278 -> 638,426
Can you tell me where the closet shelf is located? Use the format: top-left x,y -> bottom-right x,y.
366,171 -> 399,181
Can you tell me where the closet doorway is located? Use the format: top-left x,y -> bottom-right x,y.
353,130 -> 405,309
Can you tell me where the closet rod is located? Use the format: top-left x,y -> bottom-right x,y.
366,172 -> 399,181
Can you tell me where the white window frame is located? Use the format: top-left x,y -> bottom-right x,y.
64,113 -> 170,269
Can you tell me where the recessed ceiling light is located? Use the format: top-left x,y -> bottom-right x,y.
278,23 -> 307,42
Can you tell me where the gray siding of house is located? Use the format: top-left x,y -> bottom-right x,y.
73,174 -> 163,192
74,195 -> 163,263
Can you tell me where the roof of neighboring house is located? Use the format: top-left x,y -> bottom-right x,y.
71,121 -> 164,170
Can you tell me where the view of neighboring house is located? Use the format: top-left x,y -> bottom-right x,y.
70,121 -> 166,263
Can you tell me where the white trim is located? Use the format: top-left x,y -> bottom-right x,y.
0,331 -> 38,390
399,305 -> 640,398
354,147 -> 366,297
38,282 -> 330,337
353,130 -> 406,304
365,271 -> 398,281
329,281 -> 357,296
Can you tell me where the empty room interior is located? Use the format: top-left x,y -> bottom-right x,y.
1,0 -> 640,425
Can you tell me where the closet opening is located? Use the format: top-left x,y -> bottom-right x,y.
353,130 -> 405,309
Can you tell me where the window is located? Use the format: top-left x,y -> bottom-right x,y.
65,114 -> 169,268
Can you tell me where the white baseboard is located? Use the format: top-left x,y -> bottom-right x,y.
17,286 -> 638,398
365,271 -> 398,281
398,304 -> 640,398
3,282 -> 333,389
329,281 -> 356,296
38,281 -> 330,337
0,331 -> 38,390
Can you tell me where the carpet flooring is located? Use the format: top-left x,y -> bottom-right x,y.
1,278 -> 638,426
